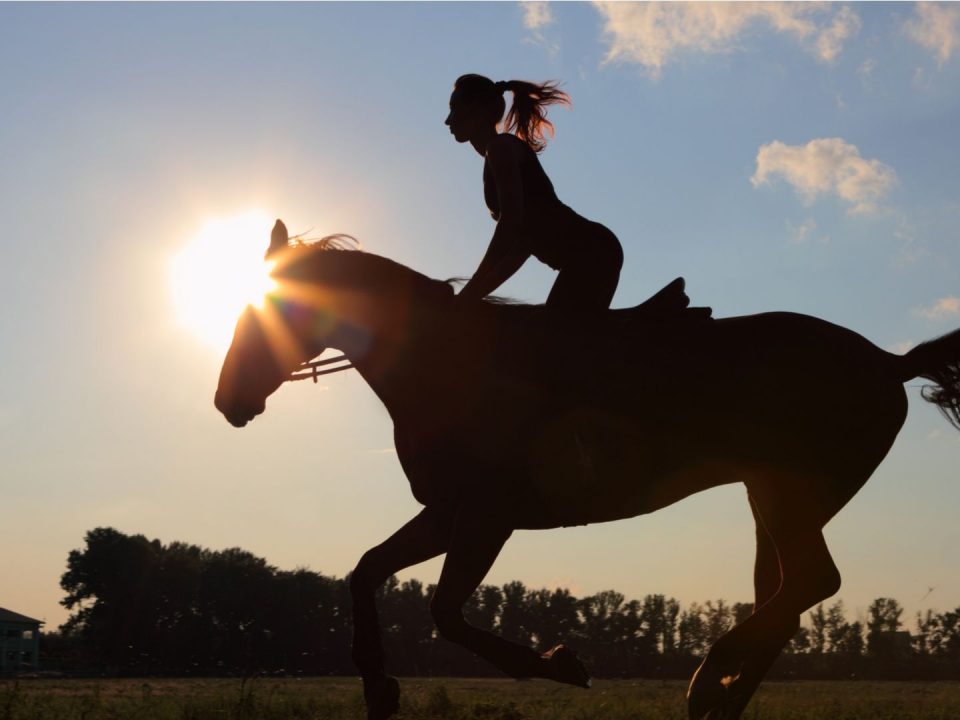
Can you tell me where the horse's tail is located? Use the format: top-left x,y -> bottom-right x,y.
899,326 -> 960,428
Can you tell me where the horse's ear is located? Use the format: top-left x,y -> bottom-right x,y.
266,219 -> 288,259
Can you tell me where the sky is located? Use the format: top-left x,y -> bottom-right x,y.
1,2 -> 959,633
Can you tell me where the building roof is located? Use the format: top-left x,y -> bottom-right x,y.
0,607 -> 43,625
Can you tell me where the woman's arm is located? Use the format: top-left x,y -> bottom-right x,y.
458,136 -> 531,301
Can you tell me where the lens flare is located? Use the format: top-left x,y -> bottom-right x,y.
170,210 -> 278,352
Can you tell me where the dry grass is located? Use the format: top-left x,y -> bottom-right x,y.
3,677 -> 960,720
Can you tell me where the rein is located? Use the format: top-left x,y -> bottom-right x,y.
288,354 -> 354,383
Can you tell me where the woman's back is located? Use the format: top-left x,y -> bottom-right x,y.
483,133 -> 560,220
483,133 -> 585,270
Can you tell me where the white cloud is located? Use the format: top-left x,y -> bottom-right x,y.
905,3 -> 960,66
522,1 -> 553,32
917,297 -> 960,320
593,2 -> 860,78
751,138 -> 897,215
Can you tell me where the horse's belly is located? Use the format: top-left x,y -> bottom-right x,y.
499,412 -> 708,529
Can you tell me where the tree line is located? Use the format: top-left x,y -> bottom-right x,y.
40,527 -> 960,679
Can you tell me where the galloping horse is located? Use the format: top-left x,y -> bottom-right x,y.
215,220 -> 960,720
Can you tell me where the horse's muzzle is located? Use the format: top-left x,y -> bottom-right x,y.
226,413 -> 250,428
214,391 -> 263,428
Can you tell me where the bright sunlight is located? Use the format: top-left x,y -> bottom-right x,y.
170,211 -> 278,352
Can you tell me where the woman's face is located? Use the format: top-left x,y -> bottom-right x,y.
444,90 -> 486,143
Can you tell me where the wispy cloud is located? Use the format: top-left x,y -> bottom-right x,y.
815,6 -> 861,63
369,447 -> 397,454
917,297 -> 960,320
593,2 -> 860,79
521,1 -> 559,57
905,3 -> 960,67
788,217 -> 820,244
857,58 -> 877,78
856,58 -> 877,92
893,216 -> 927,266
751,138 -> 897,215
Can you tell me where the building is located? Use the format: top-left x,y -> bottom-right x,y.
0,607 -> 43,674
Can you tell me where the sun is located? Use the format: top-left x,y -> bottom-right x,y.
170,211 -> 278,352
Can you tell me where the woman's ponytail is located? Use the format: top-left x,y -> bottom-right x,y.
501,79 -> 570,153
451,74 -> 571,152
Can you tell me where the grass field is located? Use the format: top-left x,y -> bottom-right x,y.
3,677 -> 960,720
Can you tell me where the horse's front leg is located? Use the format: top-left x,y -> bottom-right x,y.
350,506 -> 450,720
429,505 -> 591,688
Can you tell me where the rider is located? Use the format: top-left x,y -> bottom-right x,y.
446,74 -> 624,311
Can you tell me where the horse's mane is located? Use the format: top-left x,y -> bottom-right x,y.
287,232 -> 361,252
274,241 -> 541,313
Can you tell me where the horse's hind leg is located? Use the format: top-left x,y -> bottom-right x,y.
749,494 -> 782,611
430,506 -> 591,688
688,489 -> 841,720
689,383 -> 907,719
687,492 -> 818,719
712,494 -> 803,717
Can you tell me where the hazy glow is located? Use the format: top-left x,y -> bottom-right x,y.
170,211 -> 278,352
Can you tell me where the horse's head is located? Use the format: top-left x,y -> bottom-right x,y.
215,305 -> 286,427
214,220 -> 335,427
215,218 -> 454,427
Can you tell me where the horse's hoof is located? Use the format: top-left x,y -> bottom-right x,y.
364,674 -> 400,720
688,658 -> 744,720
543,644 -> 591,689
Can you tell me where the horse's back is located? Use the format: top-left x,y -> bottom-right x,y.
512,307 -> 905,465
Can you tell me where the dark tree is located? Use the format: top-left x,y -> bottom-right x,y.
867,597 -> 904,656
678,603 -> 709,658
808,603 -> 827,655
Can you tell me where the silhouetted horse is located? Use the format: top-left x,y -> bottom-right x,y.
215,221 -> 960,720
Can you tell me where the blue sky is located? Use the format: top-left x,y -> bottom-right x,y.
2,2 -> 959,631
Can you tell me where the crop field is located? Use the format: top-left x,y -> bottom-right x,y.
3,677 -> 960,720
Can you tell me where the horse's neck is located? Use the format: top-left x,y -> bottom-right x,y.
341,281 -> 455,419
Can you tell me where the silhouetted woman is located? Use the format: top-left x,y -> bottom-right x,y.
446,74 -> 623,310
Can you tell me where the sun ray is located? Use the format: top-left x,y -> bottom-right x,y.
170,211 -> 278,352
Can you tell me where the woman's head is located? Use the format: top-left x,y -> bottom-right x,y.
445,74 -> 570,153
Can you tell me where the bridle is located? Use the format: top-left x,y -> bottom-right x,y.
288,354 -> 354,383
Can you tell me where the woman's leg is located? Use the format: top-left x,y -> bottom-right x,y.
546,224 -> 623,311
